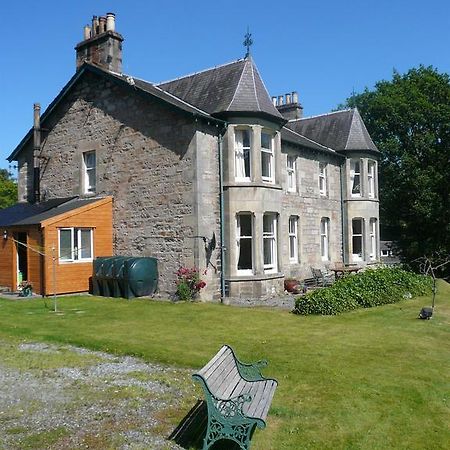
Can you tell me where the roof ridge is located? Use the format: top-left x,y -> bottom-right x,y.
289,108 -> 354,122
226,59 -> 248,111
157,58 -> 245,86
344,109 -> 356,149
250,60 -> 261,111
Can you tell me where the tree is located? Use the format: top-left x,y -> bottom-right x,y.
0,168 -> 17,209
343,66 -> 450,267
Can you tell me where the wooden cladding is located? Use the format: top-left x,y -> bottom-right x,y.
43,197 -> 113,295
0,197 -> 113,296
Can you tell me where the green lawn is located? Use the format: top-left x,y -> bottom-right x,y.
0,282 -> 449,450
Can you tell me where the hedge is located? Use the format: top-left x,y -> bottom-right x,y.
293,266 -> 432,315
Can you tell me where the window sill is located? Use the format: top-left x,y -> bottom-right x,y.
226,272 -> 284,282
59,259 -> 94,265
225,182 -> 282,190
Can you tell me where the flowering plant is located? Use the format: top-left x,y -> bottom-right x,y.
175,267 -> 207,301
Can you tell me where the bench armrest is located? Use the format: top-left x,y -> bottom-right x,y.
236,359 -> 268,381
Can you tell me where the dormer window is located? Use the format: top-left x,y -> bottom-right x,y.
235,129 -> 251,180
261,132 -> 274,182
350,159 -> 361,197
83,151 -> 96,194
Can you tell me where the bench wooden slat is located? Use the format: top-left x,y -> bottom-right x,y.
198,346 -> 230,379
243,380 -> 267,417
204,354 -> 236,393
248,380 -> 277,420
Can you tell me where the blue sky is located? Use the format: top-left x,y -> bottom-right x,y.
1,0 -> 449,171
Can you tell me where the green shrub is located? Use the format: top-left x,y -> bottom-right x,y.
294,267 -> 432,315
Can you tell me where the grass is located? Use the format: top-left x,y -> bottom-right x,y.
0,282 -> 449,449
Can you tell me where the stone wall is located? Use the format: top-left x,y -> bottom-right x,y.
281,143 -> 344,280
17,71 -> 221,298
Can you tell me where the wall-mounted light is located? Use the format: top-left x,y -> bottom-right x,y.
3,230 -> 7,240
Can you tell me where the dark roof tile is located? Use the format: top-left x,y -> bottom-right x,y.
158,57 -> 284,121
288,109 -> 378,152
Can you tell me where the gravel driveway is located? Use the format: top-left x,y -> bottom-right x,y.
0,340 -> 196,449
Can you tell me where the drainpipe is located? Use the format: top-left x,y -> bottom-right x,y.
218,125 -> 227,302
339,160 -> 347,265
33,103 -> 41,203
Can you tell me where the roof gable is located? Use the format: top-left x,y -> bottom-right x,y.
8,63 -> 219,162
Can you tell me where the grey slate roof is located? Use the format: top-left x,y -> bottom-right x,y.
0,197 -> 103,227
158,57 -> 285,122
287,109 -> 378,153
280,127 -> 341,156
0,198 -> 75,227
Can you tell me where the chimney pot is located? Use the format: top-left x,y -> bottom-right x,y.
278,95 -> 284,106
83,25 -> 91,40
99,16 -> 107,33
272,96 -> 277,106
106,12 -> 115,32
92,16 -> 99,36
292,91 -> 299,104
285,93 -> 291,104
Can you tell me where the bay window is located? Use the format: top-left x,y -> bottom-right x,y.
350,159 -> 361,197
352,218 -> 364,261
368,161 -> 376,198
261,132 -> 274,182
59,228 -> 93,262
235,129 -> 251,180
263,213 -> 278,272
236,214 -> 253,274
369,218 -> 377,260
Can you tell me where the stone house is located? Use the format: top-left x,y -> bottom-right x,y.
4,13 -> 380,300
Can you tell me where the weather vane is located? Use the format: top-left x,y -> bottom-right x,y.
243,27 -> 253,58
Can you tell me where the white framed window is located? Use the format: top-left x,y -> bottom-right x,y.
368,161 -> 376,198
350,159 -> 361,197
236,214 -> 253,274
83,151 -> 96,194
288,216 -> 298,263
369,218 -> 377,260
235,129 -> 251,180
263,213 -> 278,272
352,218 -> 364,261
287,156 -> 296,192
261,132 -> 274,182
59,228 -> 93,262
319,162 -> 327,196
320,217 -> 330,261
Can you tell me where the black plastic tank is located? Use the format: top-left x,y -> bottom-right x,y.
92,256 -> 158,299
121,257 -> 158,299
92,257 -> 115,296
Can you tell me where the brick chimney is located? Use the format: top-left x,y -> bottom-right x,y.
273,91 -> 303,120
75,13 -> 123,73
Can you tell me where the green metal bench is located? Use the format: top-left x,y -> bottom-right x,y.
192,345 -> 278,450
